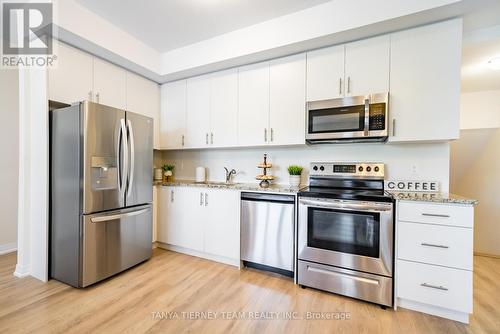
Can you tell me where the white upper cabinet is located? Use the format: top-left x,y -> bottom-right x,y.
185,74 -> 211,149
93,57 -> 127,109
306,45 -> 345,101
48,42 -> 94,104
210,68 -> 238,148
269,53 -> 306,145
160,80 -> 186,149
126,72 -> 160,149
238,61 -> 270,146
389,19 -> 462,142
344,35 -> 390,96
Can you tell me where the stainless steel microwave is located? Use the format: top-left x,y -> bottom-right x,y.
306,93 -> 389,144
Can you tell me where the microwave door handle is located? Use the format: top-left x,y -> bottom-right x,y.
299,199 -> 392,212
364,98 -> 370,136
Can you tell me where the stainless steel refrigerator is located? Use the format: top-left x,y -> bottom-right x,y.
50,101 -> 153,287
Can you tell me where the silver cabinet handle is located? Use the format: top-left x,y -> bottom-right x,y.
205,193 -> 208,206
421,283 -> 448,291
299,198 -> 392,212
200,192 -> 204,206
270,128 -> 274,142
96,92 -> 100,103
210,132 -> 213,145
422,213 -> 450,218
91,208 -> 150,223
347,76 -> 351,94
421,243 -> 449,249
339,77 -> 342,95
206,133 -> 209,145
264,128 -> 267,142
126,119 -> 135,198
181,135 -> 185,147
171,190 -> 174,202
392,118 -> 396,137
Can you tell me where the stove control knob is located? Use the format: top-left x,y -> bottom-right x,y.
319,166 -> 325,171
366,166 -> 372,172
374,166 -> 380,172
358,166 -> 364,172
313,166 -> 318,171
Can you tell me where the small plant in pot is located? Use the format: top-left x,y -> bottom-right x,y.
287,165 -> 303,188
162,164 -> 175,182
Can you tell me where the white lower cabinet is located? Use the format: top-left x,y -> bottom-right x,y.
396,201 -> 474,323
157,186 -> 239,265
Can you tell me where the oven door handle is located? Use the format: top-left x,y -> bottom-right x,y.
299,199 -> 392,212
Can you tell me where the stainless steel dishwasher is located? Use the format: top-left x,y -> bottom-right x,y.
241,192 -> 295,277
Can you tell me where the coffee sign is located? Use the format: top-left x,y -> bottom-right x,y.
385,180 -> 439,192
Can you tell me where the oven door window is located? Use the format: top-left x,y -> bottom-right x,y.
307,208 -> 380,258
308,105 -> 365,133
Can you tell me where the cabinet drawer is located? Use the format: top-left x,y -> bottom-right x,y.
397,260 -> 472,313
398,202 -> 473,228
398,222 -> 472,270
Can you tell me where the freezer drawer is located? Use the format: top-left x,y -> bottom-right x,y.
82,204 -> 152,287
241,193 -> 295,273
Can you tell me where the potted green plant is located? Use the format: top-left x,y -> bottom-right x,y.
162,164 -> 175,182
287,165 -> 303,187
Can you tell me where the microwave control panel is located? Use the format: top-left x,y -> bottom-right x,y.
369,103 -> 386,130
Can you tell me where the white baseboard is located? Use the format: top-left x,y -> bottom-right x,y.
156,242 -> 240,268
14,263 -> 31,278
397,298 -> 470,323
0,242 -> 17,255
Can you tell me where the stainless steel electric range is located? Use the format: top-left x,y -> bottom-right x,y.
297,162 -> 394,307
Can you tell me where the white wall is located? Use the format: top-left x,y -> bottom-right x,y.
163,143 -> 451,192
450,90 -> 500,256
450,129 -> 500,256
460,90 -> 500,129
0,69 -> 19,255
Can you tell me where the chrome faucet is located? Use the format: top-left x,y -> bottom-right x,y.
224,167 -> 236,183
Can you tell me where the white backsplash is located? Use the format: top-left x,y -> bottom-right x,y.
158,142 -> 450,192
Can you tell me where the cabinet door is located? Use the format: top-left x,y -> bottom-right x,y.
344,35 -> 390,96
93,57 -> 127,109
160,80 -> 186,149
238,62 -> 270,146
269,53 -> 306,145
185,75 -> 211,148
126,72 -> 160,149
48,42 -> 93,104
157,186 -> 179,244
306,45 -> 345,101
389,19 -> 461,142
204,189 -> 239,260
180,188 -> 204,252
210,69 -> 238,148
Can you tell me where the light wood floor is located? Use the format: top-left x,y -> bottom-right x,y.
1,249 -> 499,334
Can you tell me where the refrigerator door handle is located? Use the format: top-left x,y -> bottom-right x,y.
126,119 -> 135,198
119,118 -> 128,198
90,207 -> 150,223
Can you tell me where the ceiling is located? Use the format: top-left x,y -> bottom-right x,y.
461,0 -> 500,92
75,0 -> 331,52
462,36 -> 500,92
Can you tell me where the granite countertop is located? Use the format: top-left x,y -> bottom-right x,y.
153,179 -> 304,194
389,191 -> 478,205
